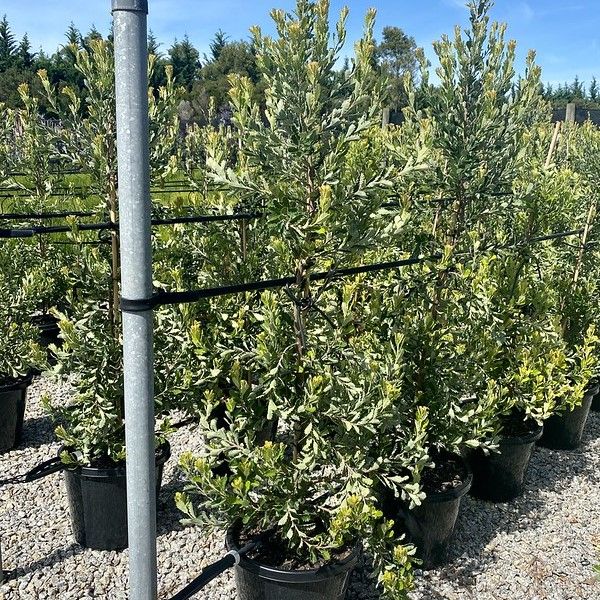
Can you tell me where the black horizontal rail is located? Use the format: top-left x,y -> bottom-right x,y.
121,226 -> 587,312
150,212 -> 261,226
0,190 -> 517,230
121,254 -> 441,311
0,222 -> 114,238
0,210 -> 96,220
527,229 -> 583,244
0,212 -> 261,238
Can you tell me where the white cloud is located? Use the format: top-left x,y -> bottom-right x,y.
519,2 -> 535,21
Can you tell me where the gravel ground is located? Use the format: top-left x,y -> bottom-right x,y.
1,377 -> 599,599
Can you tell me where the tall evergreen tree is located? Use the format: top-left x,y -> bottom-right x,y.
148,30 -> 161,57
168,35 -> 200,90
193,37 -> 262,121
17,34 -> 34,68
209,29 -> 228,61
0,15 -> 17,70
148,31 -> 167,89
65,23 -> 82,47
571,74 -> 584,99
375,26 -> 419,109
590,77 -> 598,102
82,25 -> 103,51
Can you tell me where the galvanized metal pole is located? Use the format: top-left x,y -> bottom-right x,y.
112,1 -> 157,599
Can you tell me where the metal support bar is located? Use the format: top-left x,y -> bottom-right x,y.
112,1 -> 156,599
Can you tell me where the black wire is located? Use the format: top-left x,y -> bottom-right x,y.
121,227 -> 586,311
0,222 -> 114,238
137,254 -> 443,310
151,212 -> 260,226
0,210 -> 96,220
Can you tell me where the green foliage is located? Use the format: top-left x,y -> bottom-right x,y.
44,307 -> 127,464
176,2 -> 423,596
411,0 -> 545,207
0,252 -> 46,382
0,82 -> 76,312
43,304 -> 183,465
193,38 -> 263,119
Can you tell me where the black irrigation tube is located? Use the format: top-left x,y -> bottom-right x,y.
0,222 -> 113,238
0,212 -> 261,238
119,253 -> 453,311
121,227 -> 588,312
0,210 -> 96,220
150,212 -> 261,226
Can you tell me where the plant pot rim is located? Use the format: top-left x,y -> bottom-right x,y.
225,524 -> 361,583
422,452 -> 473,504
60,440 -> 171,478
498,423 -> 544,446
585,383 -> 600,398
31,312 -> 59,324
0,373 -> 33,393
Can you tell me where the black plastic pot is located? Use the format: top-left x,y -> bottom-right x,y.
225,527 -> 359,600
590,381 -> 600,412
63,442 -> 171,550
30,313 -> 62,371
538,384 -> 599,450
32,313 -> 61,349
385,452 -> 472,569
0,374 -> 33,453
468,424 -> 543,502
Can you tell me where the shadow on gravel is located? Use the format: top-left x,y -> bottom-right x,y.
422,411 -> 600,589
2,542 -> 85,581
18,415 -> 56,449
346,554 -> 383,600
156,473 -> 188,537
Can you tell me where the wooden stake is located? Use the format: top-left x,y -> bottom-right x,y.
545,121 -> 561,168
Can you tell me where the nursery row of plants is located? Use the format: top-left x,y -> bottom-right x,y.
1,1 -> 600,598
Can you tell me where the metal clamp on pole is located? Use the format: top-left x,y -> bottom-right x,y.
111,0 -> 148,12
120,295 -> 160,313
112,0 -> 156,599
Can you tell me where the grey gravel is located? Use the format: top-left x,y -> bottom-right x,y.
1,377 -> 600,599
407,411 -> 600,600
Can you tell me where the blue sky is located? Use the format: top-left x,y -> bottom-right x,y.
2,1 -> 598,87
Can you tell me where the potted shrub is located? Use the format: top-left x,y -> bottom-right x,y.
531,124 -> 600,449
42,304 -> 175,549
376,0 -> 544,562
466,252 -> 592,500
176,2 -> 426,598
536,259 -> 599,449
0,267 -> 45,452
37,36 -> 182,551
464,124 -> 600,498
556,122 -> 600,414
